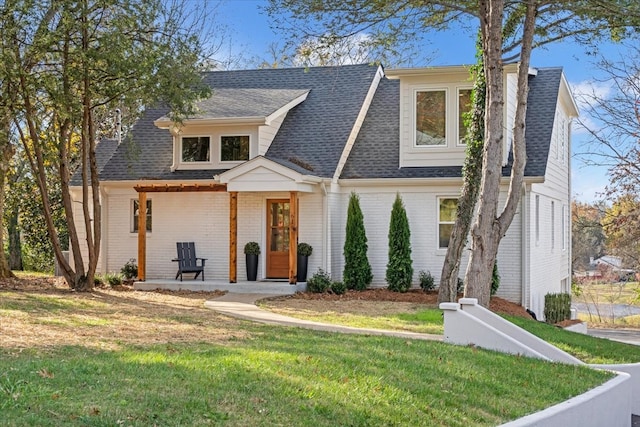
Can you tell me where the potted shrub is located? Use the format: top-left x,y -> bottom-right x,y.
297,242 -> 313,282
244,242 -> 260,281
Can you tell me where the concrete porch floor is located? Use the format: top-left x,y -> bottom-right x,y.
133,278 -> 306,295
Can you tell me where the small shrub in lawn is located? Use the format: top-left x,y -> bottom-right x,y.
120,259 -> 138,279
419,270 -> 435,292
544,293 -> 571,324
330,281 -> 347,295
307,269 -> 332,293
457,277 -> 464,294
94,275 -> 105,286
106,273 -> 123,287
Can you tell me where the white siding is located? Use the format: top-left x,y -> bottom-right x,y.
526,105 -> 572,318
504,72 -> 518,165
397,71 -> 471,168
258,113 -> 286,155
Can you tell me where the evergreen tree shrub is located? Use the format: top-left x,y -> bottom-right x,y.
544,293 -> 572,324
343,192 -> 372,290
386,194 -> 413,292
491,261 -> 500,296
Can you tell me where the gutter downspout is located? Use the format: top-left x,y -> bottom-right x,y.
321,181 -> 330,276
521,185 -> 529,309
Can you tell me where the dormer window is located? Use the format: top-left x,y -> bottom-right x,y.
182,136 -> 211,162
221,135 -> 250,162
415,89 -> 446,146
414,87 -> 472,148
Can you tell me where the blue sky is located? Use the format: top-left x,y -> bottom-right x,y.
215,0 -> 622,203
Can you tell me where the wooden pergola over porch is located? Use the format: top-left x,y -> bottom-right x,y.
133,183 -> 299,284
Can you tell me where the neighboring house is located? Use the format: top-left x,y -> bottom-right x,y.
588,255 -> 636,281
590,255 -> 623,270
70,63 -> 577,316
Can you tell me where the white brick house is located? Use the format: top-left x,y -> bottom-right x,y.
70,63 -> 577,316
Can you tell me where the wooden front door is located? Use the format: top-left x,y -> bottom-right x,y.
266,199 -> 290,278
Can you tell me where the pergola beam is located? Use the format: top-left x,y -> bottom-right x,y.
134,183 -> 227,193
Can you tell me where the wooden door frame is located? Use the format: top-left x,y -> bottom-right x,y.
265,194 -> 298,283
266,199 -> 290,279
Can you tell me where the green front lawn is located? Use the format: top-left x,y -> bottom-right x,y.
0,330 -> 610,427
0,285 -> 614,427
506,315 -> 640,364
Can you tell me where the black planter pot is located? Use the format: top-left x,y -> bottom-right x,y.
297,255 -> 309,282
246,254 -> 258,281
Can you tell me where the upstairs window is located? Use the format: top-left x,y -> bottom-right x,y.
458,89 -> 473,144
415,90 -> 446,146
182,136 -> 210,162
438,197 -> 458,248
221,135 -> 250,162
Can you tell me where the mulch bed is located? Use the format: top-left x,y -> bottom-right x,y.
286,288 -> 533,318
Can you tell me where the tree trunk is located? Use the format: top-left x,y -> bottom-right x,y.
438,44 -> 485,303
0,111 -> 16,278
464,0 -> 537,307
7,204 -> 22,271
0,144 -> 16,278
463,0 -> 505,308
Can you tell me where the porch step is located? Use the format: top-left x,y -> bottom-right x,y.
133,279 -> 306,295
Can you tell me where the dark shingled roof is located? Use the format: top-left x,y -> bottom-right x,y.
155,88 -> 309,122
94,64 -> 562,183
340,67 -> 563,180
96,64 -> 379,182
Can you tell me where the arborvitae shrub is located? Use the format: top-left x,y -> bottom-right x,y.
343,192 -> 372,291
386,194 -> 413,292
544,293 -> 572,324
491,261 -> 500,296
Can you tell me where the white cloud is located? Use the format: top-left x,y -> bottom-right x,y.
569,79 -> 613,113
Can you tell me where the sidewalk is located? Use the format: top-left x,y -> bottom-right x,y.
204,292 -> 443,342
588,328 -> 640,346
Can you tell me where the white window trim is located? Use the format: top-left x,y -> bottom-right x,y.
219,134 -> 251,164
131,198 -> 152,234
456,86 -> 473,147
437,196 -> 458,251
179,135 -> 213,167
413,87 -> 448,149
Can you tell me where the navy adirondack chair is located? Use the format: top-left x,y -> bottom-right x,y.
174,242 -> 206,281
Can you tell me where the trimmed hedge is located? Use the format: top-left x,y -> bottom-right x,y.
544,293 -> 571,324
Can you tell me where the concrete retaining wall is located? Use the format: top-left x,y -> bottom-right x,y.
441,298 -> 638,425
498,373 -> 631,427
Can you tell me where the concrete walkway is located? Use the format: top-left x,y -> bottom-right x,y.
204,293 -> 443,342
